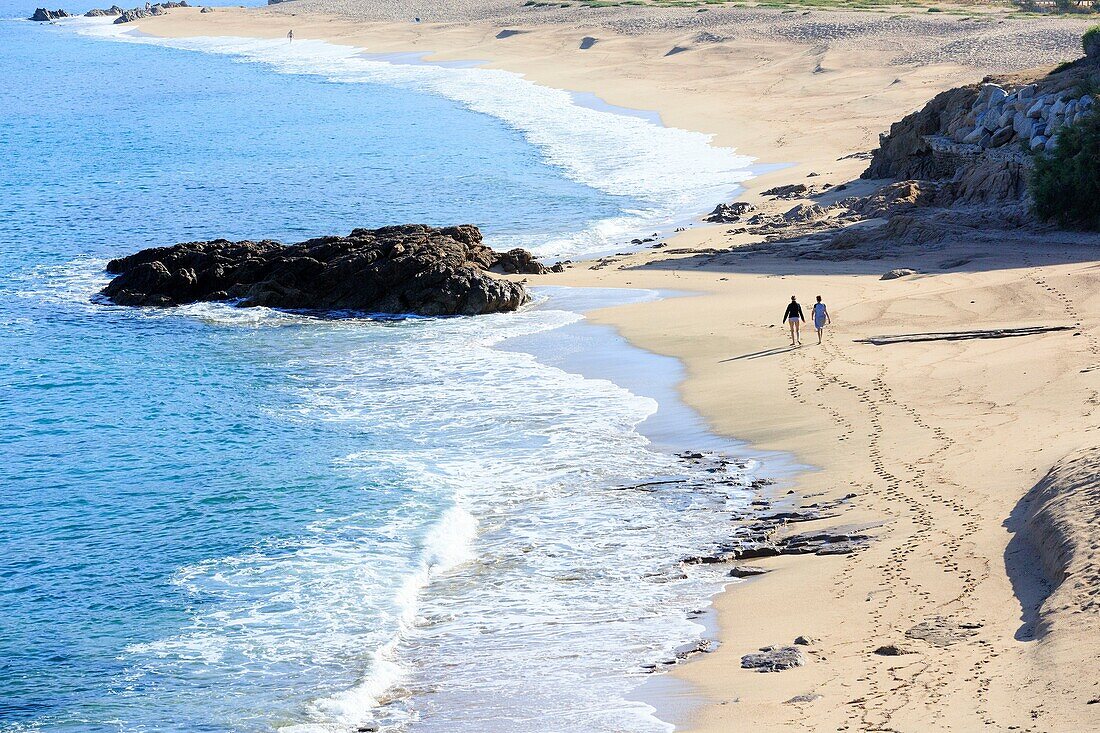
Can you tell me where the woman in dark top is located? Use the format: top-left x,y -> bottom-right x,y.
782,295 -> 804,346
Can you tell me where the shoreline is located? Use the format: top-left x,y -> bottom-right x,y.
97,6 -> 1100,730
507,285 -> 771,731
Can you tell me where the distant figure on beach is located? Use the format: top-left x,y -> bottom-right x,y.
782,295 -> 805,346
812,295 -> 831,344
287,30 -> 294,43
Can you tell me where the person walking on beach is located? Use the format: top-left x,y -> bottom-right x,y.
287,29 -> 294,43
782,295 -> 805,347
812,295 -> 831,345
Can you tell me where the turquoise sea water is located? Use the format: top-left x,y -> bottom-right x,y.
0,7 -> 756,732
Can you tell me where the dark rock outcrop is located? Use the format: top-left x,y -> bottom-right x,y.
101,224 -> 534,316
705,201 -> 755,223
863,85 -> 980,181
85,5 -> 124,15
30,7 -> 69,20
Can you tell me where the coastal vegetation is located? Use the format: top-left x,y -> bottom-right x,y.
1031,104 -> 1100,228
1030,27 -> 1100,228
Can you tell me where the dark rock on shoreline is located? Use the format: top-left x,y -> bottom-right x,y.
85,5 -> 123,15
728,565 -> 769,578
684,527 -> 872,565
101,224 -> 534,316
741,645 -> 804,672
491,248 -> 549,275
29,7 -> 69,20
761,183 -> 810,200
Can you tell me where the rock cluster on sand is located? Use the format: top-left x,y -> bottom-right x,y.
866,56 -> 1098,189
84,4 -> 123,15
113,1 -> 188,23
29,7 -> 69,20
101,224 -> 543,316
705,202 -> 755,223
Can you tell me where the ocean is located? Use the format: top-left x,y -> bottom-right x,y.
0,5 -> 757,732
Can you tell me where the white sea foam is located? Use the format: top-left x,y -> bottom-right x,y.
98,298 -> 753,733
68,18 -> 755,260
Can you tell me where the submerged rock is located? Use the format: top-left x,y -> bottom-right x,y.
29,7 -> 70,20
101,224 -> 534,316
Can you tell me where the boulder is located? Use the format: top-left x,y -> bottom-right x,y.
881,268 -> 917,280
29,7 -> 69,20
782,203 -> 827,223
490,248 -> 549,275
705,201 -> 755,223
741,646 -> 805,672
101,224 -> 532,316
200,5 -> 213,10
760,184 -> 810,200
988,125 -> 1014,147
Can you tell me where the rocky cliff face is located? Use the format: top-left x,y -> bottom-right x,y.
864,59 -> 1098,206
101,224 -> 542,316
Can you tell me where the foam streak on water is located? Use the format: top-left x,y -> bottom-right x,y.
71,18 -> 755,259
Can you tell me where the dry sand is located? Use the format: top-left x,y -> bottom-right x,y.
136,5 -> 1100,730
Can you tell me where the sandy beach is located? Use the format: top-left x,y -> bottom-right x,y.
135,4 -> 1100,730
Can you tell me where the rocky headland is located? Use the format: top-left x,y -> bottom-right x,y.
101,224 -> 547,316
687,36 -> 1100,266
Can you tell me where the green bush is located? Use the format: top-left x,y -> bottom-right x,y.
1031,109 -> 1100,229
1085,26 -> 1100,58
